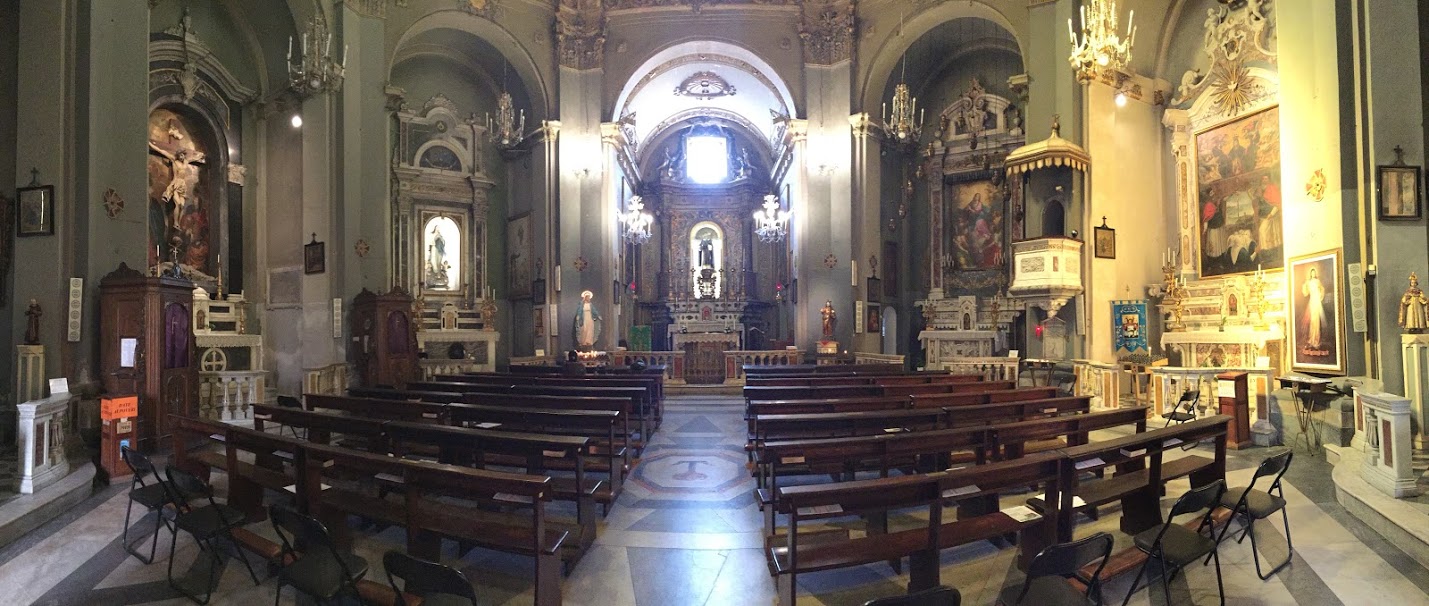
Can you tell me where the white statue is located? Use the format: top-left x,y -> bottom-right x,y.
573,289 -> 602,349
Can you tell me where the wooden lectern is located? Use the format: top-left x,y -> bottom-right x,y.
1216,371 -> 1251,449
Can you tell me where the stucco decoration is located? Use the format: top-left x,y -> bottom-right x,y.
606,0 -> 796,10
674,71 -> 737,100
556,1 -> 607,70
1171,1 -> 1276,113
103,188 -> 124,219
799,1 -> 856,65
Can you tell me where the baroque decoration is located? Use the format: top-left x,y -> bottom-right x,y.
674,71 -> 736,100
556,1 -> 607,70
1171,1 -> 1276,116
1305,168 -> 1327,202
103,188 -> 124,219
799,1 -> 856,66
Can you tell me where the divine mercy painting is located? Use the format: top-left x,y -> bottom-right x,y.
1195,105 -> 1282,277
948,179 -> 1005,270
1288,248 -> 1344,374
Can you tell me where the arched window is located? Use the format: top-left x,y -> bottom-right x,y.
686,135 -> 729,184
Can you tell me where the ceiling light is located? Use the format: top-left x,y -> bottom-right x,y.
1114,91 -> 1127,107
290,114 -> 303,128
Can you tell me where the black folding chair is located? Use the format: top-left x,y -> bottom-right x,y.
1121,480 -> 1227,606
863,585 -> 961,606
1209,449 -> 1293,579
162,467 -> 261,604
271,504 -> 369,606
999,532 -> 1114,605
384,550 -> 478,606
120,446 -> 174,564
1164,389 -> 1199,427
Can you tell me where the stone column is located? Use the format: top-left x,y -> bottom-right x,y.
1401,334 -> 1429,448
849,113 -> 882,353
337,3 -> 391,296
537,121 -> 561,355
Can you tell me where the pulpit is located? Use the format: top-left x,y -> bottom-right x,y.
99,263 -> 197,451
351,287 -> 420,388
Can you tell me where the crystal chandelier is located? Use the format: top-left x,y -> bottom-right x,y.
1068,0 -> 1136,82
753,194 -> 790,243
619,196 -> 653,245
288,15 -> 347,96
487,91 -> 526,150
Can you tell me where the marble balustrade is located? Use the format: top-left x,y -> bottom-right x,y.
1353,389 -> 1420,498
942,357 -> 1018,382
302,363 -> 350,396
17,391 -> 77,494
853,352 -> 907,366
1073,360 -> 1123,410
197,371 -> 264,422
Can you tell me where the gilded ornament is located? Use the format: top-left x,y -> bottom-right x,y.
1305,169 -> 1326,202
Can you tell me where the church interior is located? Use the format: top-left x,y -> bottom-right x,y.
4,0 -> 1429,604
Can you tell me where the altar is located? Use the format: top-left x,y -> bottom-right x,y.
919,329 -> 999,368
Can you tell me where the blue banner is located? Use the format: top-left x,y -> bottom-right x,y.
1112,300 -> 1149,357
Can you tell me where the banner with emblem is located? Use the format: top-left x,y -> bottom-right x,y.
1112,300 -> 1149,357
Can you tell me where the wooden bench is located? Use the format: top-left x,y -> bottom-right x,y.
300,443 -> 567,606
743,381 -> 1017,403
767,454 -> 1061,606
749,408 -> 947,446
447,373 -> 664,428
908,386 -> 1059,408
416,382 -> 652,451
745,374 -> 981,387
743,364 -> 925,376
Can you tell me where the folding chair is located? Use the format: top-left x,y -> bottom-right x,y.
1210,449 -> 1293,579
271,504 -> 369,606
162,467 -> 261,604
863,585 -> 961,606
999,532 -> 1114,605
120,446 -> 174,564
384,550 -> 479,606
1164,389 -> 1199,427
1121,480 -> 1227,606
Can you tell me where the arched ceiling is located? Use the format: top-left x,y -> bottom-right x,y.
616,40 -> 795,156
390,27 -> 534,115
390,10 -> 550,119
877,17 -> 1021,106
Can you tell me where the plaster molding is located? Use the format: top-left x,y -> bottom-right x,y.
605,0 -> 796,11
799,0 -> 857,66
618,53 -> 790,119
345,0 -> 389,19
227,164 -> 247,186
149,39 -> 259,105
556,1 -> 607,70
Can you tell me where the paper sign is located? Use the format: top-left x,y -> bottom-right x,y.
120,338 -> 137,367
101,395 -> 139,421
49,378 -> 69,395
796,504 -> 843,516
942,485 -> 980,498
1217,380 -> 1236,399
475,422 -> 502,429
1074,457 -> 1104,470
1002,505 -> 1042,523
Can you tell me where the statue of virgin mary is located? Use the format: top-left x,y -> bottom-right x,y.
573,290 -> 602,350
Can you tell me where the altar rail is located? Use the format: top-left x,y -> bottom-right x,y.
852,352 -> 907,367
610,351 -> 685,381
1353,390 -> 1419,497
510,356 -> 557,367
420,360 -> 485,380
17,392 -> 78,494
941,357 -> 1018,383
726,350 -> 802,380
1073,360 -> 1123,410
1147,365 -> 1274,420
197,371 -> 264,422
302,363 -> 350,396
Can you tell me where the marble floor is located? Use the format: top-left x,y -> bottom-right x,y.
2,395 -> 1429,605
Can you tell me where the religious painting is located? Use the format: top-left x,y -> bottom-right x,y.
1378,165 -> 1422,221
507,214 -> 532,298
866,304 -> 881,335
1093,218 -> 1116,259
1288,248 -> 1345,374
423,215 -> 461,291
16,184 -> 53,236
533,306 -> 545,338
148,108 -> 215,273
948,179 -> 1004,270
1194,106 -> 1282,277
1112,300 -> 1148,358
304,234 -> 325,274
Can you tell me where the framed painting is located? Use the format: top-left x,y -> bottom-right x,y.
1093,218 -> 1116,259
507,213 -> 532,298
946,178 -> 1005,270
1194,105 -> 1283,277
1378,165 -> 1422,221
866,304 -> 881,335
1287,248 -> 1345,374
304,233 -> 325,274
17,184 -> 54,236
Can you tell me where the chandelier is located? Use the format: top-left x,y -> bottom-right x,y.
288,15 -> 347,96
753,194 -> 790,243
487,91 -> 526,149
882,82 -> 924,150
1068,0 -> 1136,82
619,196 -> 653,245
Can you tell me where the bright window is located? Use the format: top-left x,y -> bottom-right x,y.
686,135 -> 728,184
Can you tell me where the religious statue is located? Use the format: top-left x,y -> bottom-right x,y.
426,225 -> 451,289
697,238 -> 715,268
148,139 -> 205,237
820,300 -> 836,339
1400,272 -> 1429,333
573,290 -> 603,350
24,299 -> 41,345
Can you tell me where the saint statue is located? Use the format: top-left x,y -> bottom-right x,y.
148,140 -> 205,236
573,290 -> 603,350
24,299 -> 42,345
697,238 -> 715,268
820,300 -> 837,339
426,226 -> 450,288
1400,272 -> 1429,333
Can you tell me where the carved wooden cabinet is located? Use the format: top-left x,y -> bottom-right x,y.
351,287 -> 419,388
98,263 -> 197,451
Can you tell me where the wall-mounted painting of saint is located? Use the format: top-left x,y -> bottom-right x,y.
1194,105 -> 1282,277
948,179 -> 1004,270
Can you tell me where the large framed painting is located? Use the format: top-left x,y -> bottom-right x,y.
1287,248 -> 1345,374
947,178 -> 1005,270
507,213 -> 532,298
1194,105 -> 1282,277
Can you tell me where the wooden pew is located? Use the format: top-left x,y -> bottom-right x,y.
745,396 -> 911,417
743,364 -> 920,376
458,392 -> 642,456
301,443 -> 567,606
348,386 -> 465,404
743,381 -> 1017,403
749,408 -> 947,446
745,374 -> 981,387
767,454 -> 1062,606
908,386 -> 1059,408
414,382 -> 652,450
447,372 -> 664,427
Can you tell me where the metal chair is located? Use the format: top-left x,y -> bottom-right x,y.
119,445 -> 174,564
383,550 -> 478,606
998,532 -> 1114,605
1209,450 -> 1293,579
1121,480 -> 1227,606
162,466 -> 261,604
862,585 -> 961,606
1164,389 -> 1199,427
270,504 -> 369,606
